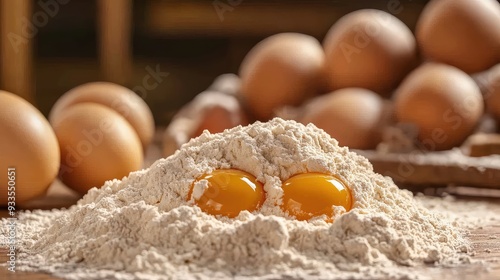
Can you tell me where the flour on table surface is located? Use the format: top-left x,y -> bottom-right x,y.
1,118 -> 495,280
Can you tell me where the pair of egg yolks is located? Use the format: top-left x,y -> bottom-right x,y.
189,169 -> 352,221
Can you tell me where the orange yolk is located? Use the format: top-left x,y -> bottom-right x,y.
281,173 -> 352,221
189,169 -> 265,218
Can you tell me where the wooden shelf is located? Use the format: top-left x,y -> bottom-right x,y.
144,0 -> 426,37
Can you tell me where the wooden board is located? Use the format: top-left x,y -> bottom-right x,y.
356,149 -> 500,189
145,0 -> 425,37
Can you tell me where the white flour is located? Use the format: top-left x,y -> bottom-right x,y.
0,118 -> 491,279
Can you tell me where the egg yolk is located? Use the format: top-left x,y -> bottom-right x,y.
189,169 -> 265,218
281,173 -> 352,221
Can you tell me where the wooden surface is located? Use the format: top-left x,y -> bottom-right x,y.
145,0 -> 426,37
0,0 -> 33,102
98,0 -> 132,85
357,149 -> 500,189
1,138 -> 499,279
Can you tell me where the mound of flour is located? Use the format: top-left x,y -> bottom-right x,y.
1,118 -> 473,279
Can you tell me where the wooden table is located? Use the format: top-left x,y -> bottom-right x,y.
1,140 -> 499,279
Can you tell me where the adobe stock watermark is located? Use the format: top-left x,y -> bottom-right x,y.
3,167 -> 17,272
215,0 -> 409,61
338,0 -> 407,63
132,64 -> 170,100
385,92 -> 483,183
8,0 -> 70,53
59,64 -> 168,177
213,0 -> 243,21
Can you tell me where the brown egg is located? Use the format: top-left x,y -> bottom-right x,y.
162,91 -> 249,157
0,91 -> 60,205
239,33 -> 325,120
323,9 -> 417,96
394,63 -> 484,151
416,0 -> 500,73
472,65 -> 498,95
49,82 -> 155,149
52,103 -> 143,194
480,64 -> 500,122
300,88 -> 386,149
208,73 -> 241,96
193,103 -> 249,138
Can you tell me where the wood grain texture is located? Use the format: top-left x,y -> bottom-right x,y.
144,0 -> 425,37
98,0 -> 132,85
0,0 -> 33,102
356,149 -> 500,189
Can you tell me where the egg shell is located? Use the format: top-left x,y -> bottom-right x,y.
208,73 -> 241,96
323,9 -> 417,96
483,65 -> 500,123
239,33 -> 326,120
49,82 -> 155,149
52,103 -> 143,194
300,88 -> 386,149
394,63 -> 484,151
162,91 -> 249,157
193,103 -> 249,138
0,91 -> 60,205
416,0 -> 500,73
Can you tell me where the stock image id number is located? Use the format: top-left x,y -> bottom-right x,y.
7,168 -> 16,216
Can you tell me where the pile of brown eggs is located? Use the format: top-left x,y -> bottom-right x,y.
0,82 -> 155,205
165,0 -> 500,155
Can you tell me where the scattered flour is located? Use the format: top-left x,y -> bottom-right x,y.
0,118 -> 492,279
416,194 -> 500,228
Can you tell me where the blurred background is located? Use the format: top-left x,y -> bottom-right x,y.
0,0 -> 429,125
